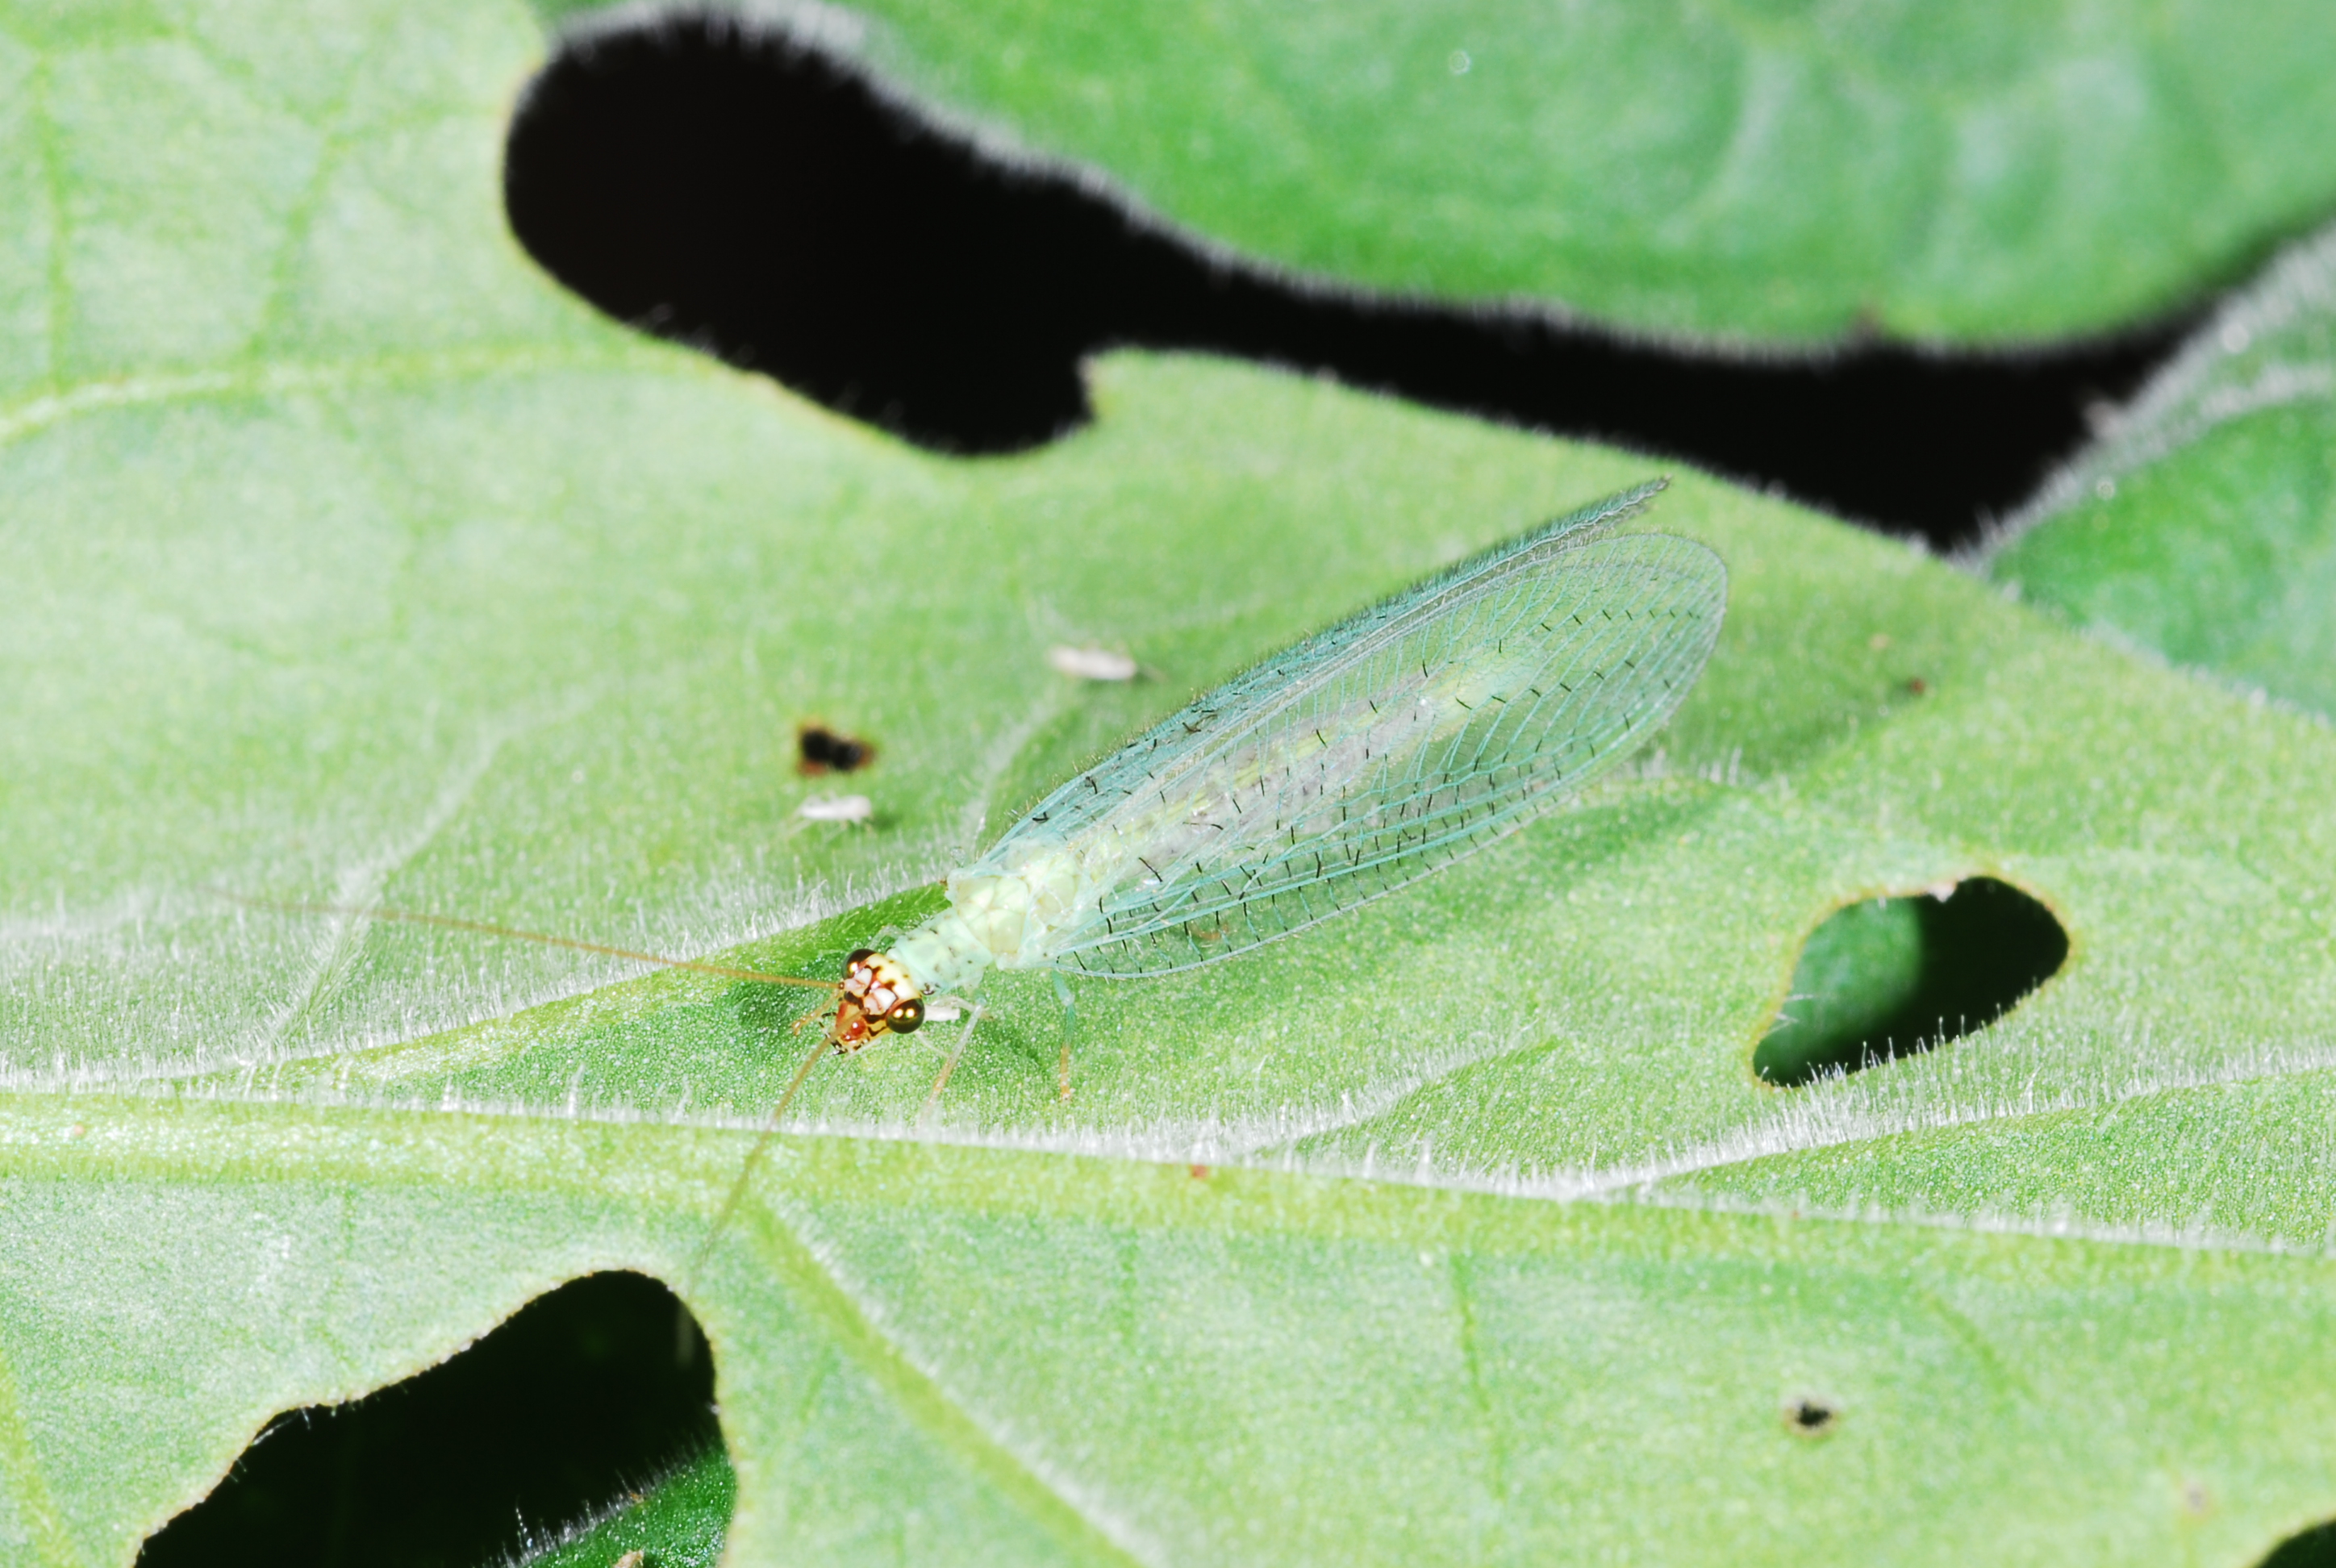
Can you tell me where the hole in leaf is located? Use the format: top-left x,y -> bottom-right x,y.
1754,878 -> 2069,1086
501,13 -> 2184,551
140,1271 -> 730,1568
2259,1515 -> 2336,1566
1783,1397 -> 1840,1437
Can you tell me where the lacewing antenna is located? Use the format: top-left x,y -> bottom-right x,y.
686,1028 -> 834,1286
210,889 -> 835,990
688,994 -> 992,1283
216,886 -> 859,1282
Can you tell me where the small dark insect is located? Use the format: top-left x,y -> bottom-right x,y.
1784,1397 -> 1839,1436
1904,676 -> 1929,697
797,722 -> 877,775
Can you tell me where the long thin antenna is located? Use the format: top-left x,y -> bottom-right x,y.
221,884 -> 853,1285
211,889 -> 835,990
686,1028 -> 834,1286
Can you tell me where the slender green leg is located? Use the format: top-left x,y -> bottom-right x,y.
917,1001 -> 987,1128
1053,971 -> 1078,1101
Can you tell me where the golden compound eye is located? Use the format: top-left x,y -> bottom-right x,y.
887,998 -> 924,1033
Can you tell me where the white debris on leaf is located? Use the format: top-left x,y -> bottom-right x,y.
1047,644 -> 1139,682
797,794 -> 873,824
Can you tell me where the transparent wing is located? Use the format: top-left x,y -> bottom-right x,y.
966,482 -> 1727,977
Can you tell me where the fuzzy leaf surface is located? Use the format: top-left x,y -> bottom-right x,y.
4,4 -> 2336,1568
1988,220 -> 2336,720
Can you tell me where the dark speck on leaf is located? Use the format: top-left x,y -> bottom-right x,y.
1785,1398 -> 1839,1437
798,723 -> 876,774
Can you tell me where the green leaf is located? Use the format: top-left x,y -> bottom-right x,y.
1754,894 -> 1928,1083
10,4 -> 2336,1567
530,0 -> 2336,341
22,1103 -> 2336,1566
1986,220 -> 2336,719
520,1445 -> 733,1568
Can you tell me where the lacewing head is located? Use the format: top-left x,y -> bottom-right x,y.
832,947 -> 926,1049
